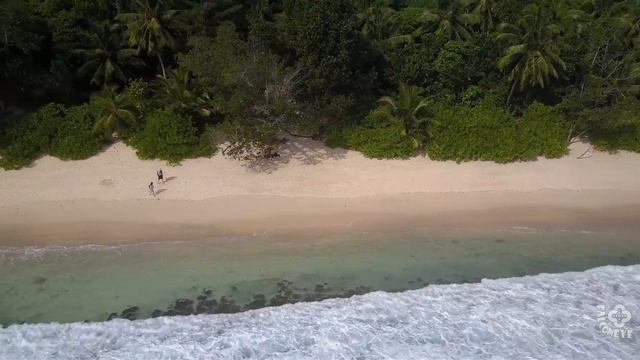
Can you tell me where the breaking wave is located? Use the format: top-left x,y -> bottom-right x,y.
1,265 -> 639,359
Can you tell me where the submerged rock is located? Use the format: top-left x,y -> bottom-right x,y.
269,281 -> 302,306
120,306 -> 139,321
166,299 -> 194,316
342,286 -> 371,297
244,294 -> 267,310
217,296 -> 240,313
196,299 -> 218,314
107,306 -> 140,321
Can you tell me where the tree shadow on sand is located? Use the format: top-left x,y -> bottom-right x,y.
242,138 -> 348,173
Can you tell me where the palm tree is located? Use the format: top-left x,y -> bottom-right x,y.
613,1 -> 640,46
75,22 -> 140,87
416,0 -> 477,41
91,88 -> 137,139
466,0 -> 497,34
358,3 -> 398,43
153,67 -> 210,116
72,0 -> 114,17
496,4 -> 566,105
183,0 -> 243,33
355,1 -> 420,48
116,0 -> 178,78
375,83 -> 430,148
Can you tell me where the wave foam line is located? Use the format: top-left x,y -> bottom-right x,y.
1,265 -> 639,359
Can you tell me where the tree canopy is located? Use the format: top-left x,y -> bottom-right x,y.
2,0 -> 640,169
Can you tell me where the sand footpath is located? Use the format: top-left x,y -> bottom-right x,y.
1,139 -> 639,244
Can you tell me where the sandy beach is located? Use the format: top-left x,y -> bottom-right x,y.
1,139 -> 640,245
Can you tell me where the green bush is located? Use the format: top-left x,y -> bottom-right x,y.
519,103 -> 570,159
325,113 -> 417,159
129,109 -> 215,164
593,125 -> 640,152
428,101 -> 569,163
557,92 -> 640,153
5,103 -> 64,147
582,99 -> 640,153
1,104 -> 105,169
0,137 -> 42,170
49,105 -> 105,160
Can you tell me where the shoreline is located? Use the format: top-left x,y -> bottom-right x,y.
2,189 -> 640,246
2,139 -> 640,246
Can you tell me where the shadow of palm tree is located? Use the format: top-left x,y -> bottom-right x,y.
242,137 -> 348,173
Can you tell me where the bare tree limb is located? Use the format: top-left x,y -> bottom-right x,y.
577,147 -> 592,159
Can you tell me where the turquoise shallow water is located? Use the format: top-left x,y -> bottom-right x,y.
1,229 -> 639,325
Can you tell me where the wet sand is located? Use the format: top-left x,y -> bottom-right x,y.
1,190 -> 639,245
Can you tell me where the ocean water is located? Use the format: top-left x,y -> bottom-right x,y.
1,265 -> 638,359
1,229 -> 639,326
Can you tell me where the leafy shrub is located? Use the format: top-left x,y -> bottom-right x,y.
389,35 -> 442,89
519,103 -> 570,159
593,124 -> 640,152
428,101 -> 569,163
434,40 -> 483,94
1,104 -> 63,169
581,99 -> 640,153
0,137 -> 42,170
129,109 -> 215,164
49,105 -> 105,160
325,113 -> 417,159
558,94 -> 640,153
5,104 -> 63,150
0,104 -> 106,169
122,79 -> 150,116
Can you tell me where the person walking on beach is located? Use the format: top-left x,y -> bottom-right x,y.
148,182 -> 155,197
157,169 -> 164,184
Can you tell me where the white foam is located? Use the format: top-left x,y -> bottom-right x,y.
1,265 -> 639,359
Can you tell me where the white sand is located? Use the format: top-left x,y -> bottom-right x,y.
0,139 -> 639,205
1,139 -> 640,244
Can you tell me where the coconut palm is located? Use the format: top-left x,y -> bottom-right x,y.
357,2 -> 417,48
116,0 -> 178,78
91,88 -> 137,139
613,1 -> 640,46
496,4 -> 566,105
153,67 -> 210,116
75,22 -> 140,87
184,0 -> 243,30
466,0 -> 497,34
358,3 -> 397,42
416,0 -> 478,41
375,83 -> 430,147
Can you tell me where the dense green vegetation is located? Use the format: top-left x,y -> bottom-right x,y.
428,101 -> 568,162
2,0 -> 640,169
129,108 -> 215,163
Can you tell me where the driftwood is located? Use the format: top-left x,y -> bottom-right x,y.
567,124 -> 588,144
577,147 -> 593,159
285,130 -> 316,139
